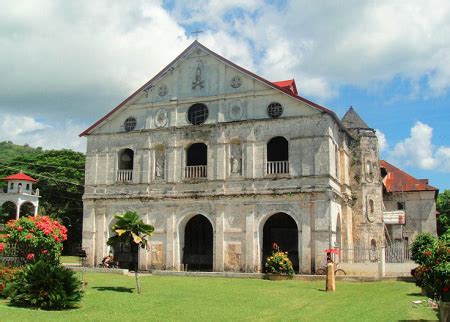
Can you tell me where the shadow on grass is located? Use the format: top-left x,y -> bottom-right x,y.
406,292 -> 423,296
92,286 -> 134,293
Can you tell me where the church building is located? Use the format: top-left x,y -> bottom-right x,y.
80,41 -> 437,273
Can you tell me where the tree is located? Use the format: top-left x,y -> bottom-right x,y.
107,211 -> 154,294
0,146 -> 85,253
437,190 -> 450,236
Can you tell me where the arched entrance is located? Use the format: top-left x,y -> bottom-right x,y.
183,215 -> 213,271
1,201 -> 16,223
262,213 -> 299,272
19,202 -> 35,217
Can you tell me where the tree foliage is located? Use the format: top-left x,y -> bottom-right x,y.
0,142 -> 84,253
437,189 -> 450,236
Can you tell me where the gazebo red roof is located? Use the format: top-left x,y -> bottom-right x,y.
1,172 -> 37,183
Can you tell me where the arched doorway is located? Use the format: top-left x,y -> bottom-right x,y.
262,213 -> 299,272
1,201 -> 17,223
19,202 -> 35,217
183,215 -> 213,271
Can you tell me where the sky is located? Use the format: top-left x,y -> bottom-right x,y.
0,0 -> 449,190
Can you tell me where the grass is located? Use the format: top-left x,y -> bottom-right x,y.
0,273 -> 438,321
60,256 -> 81,264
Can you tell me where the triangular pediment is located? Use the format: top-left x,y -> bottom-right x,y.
81,41 -> 340,136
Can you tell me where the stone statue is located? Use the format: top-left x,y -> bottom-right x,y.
231,155 -> 241,174
155,155 -> 165,178
192,64 -> 204,90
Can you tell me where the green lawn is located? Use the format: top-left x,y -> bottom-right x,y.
0,273 -> 438,321
60,256 -> 81,264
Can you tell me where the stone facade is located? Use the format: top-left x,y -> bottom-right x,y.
80,41 -> 436,273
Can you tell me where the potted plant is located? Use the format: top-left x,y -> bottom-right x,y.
411,231 -> 450,321
265,243 -> 294,280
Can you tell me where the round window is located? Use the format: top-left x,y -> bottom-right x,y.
124,117 -> 137,132
188,103 -> 209,125
267,102 -> 283,118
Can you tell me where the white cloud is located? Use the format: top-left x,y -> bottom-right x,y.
0,114 -> 86,152
375,129 -> 388,153
169,0 -> 450,100
387,122 -> 450,172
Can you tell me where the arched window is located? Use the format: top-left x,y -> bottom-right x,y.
26,184 -> 30,190
117,149 -> 134,182
266,136 -> 289,174
185,143 -> 207,178
10,182 -> 13,190
369,199 -> 374,214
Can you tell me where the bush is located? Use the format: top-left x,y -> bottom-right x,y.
410,233 -> 436,265
0,215 -> 67,264
3,260 -> 83,310
410,232 -> 450,302
265,243 -> 294,276
0,266 -> 21,296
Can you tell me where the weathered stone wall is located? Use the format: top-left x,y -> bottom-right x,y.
383,190 -> 437,240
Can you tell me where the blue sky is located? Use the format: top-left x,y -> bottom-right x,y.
0,1 -> 448,190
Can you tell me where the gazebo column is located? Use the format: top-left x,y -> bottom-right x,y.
15,202 -> 20,219
33,202 -> 38,216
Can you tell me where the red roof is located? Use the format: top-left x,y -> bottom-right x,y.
380,160 -> 437,192
272,79 -> 298,95
1,172 -> 37,183
80,41 -> 347,137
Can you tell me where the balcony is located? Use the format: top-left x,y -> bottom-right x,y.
116,169 -> 133,183
184,165 -> 207,179
266,161 -> 289,175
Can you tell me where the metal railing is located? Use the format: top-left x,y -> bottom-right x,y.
184,165 -> 207,179
266,161 -> 289,174
116,169 -> 133,182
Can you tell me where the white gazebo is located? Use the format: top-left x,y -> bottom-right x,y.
0,172 -> 40,219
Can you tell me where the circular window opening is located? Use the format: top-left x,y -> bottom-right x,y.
267,102 -> 283,118
188,103 -> 209,125
124,117 -> 137,132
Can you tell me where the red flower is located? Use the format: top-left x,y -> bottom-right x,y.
26,253 -> 35,260
0,243 -> 4,253
25,233 -> 33,239
424,251 -> 432,257
17,226 -> 23,232
444,286 -> 449,293
41,249 -> 48,254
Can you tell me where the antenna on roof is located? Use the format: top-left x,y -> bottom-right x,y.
191,29 -> 203,41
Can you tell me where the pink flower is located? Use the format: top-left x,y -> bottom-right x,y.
41,249 -> 48,254
17,226 -> 23,232
26,253 -> 35,260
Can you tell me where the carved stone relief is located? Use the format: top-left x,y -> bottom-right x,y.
155,109 -> 168,128
225,243 -> 241,271
158,85 -> 168,97
151,243 -> 164,269
230,75 -> 242,88
192,60 -> 204,90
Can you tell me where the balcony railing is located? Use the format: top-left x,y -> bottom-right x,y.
116,169 -> 133,182
184,165 -> 207,179
266,161 -> 289,175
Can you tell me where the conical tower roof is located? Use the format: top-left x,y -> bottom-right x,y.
341,107 -> 370,129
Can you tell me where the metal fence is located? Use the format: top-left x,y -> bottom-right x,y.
339,240 -> 411,264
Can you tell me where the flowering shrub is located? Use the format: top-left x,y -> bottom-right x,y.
0,266 -> 22,295
411,231 -> 450,302
265,243 -> 294,276
0,216 -> 68,265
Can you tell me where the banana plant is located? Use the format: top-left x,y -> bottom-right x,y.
107,211 -> 154,294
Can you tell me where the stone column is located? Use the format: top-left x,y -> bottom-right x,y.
82,203 -> 96,267
165,214 -> 176,270
215,211 -> 225,271
245,212 -> 255,272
